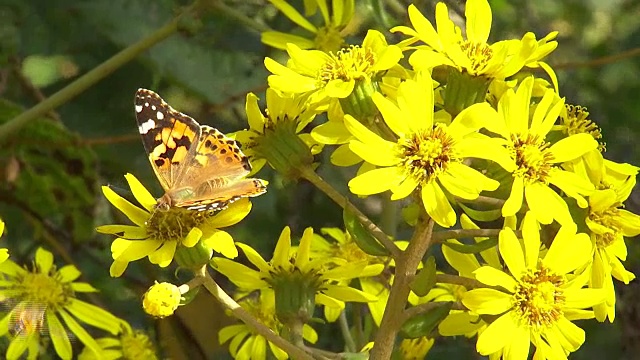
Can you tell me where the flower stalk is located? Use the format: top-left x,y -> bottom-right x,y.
369,216 -> 435,359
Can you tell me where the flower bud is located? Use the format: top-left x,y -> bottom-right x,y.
142,282 -> 183,318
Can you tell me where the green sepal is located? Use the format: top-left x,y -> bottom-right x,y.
442,238 -> 498,254
410,256 -> 437,297
343,208 -> 390,257
400,302 -> 453,339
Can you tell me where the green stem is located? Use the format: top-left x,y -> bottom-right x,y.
369,217 -> 435,360
380,196 -> 397,239
198,268 -> 314,360
338,311 -> 356,353
0,2 -> 198,142
432,228 -> 501,242
299,166 -> 401,259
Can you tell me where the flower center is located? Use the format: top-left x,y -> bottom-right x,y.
562,104 -> 605,151
19,271 -> 72,310
336,238 -> 378,264
399,125 -> 458,183
121,331 -> 158,359
146,207 -> 210,243
458,41 -> 493,75
314,26 -> 346,53
589,207 -> 621,248
512,266 -> 565,330
317,45 -> 376,85
509,133 -> 555,184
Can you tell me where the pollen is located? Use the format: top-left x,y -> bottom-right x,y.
509,133 -> 555,184
458,41 -> 493,75
562,104 -> 605,151
18,269 -> 72,310
317,45 -> 376,85
512,266 -> 565,330
399,125 -> 458,183
146,207 -> 210,243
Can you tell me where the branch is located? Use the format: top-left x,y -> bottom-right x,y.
198,268 -> 314,360
401,301 -> 466,324
299,167 -> 401,259
369,217 -> 435,359
0,1 -> 200,142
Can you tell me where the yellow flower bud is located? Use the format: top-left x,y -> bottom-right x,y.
142,282 -> 183,318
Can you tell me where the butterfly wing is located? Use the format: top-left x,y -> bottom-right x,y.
134,89 -> 201,192
172,125 -> 267,210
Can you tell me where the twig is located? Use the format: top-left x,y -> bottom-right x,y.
198,267 -> 314,360
299,167 -> 401,259
0,1 -> 201,142
338,311 -> 356,353
432,228 -> 501,242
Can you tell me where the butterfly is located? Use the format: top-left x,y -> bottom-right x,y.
134,88 -> 267,212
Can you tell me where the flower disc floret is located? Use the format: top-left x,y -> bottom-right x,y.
510,133 -> 554,184
512,266 -> 565,329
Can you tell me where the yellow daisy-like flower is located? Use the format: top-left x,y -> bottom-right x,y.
393,1 -> 555,82
557,104 -> 605,151
0,248 -> 123,360
219,289 -> 318,360
262,0 -> 354,53
97,174 -> 251,277
481,76 -> 598,225
583,161 -> 640,322
234,89 -> 321,176
462,213 -> 606,359
265,29 -> 402,102
398,336 -> 434,360
212,226 -> 376,323
310,228 -> 388,322
345,71 -> 514,227
78,323 -> 158,360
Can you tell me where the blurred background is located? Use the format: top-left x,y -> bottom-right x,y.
0,0 -> 639,358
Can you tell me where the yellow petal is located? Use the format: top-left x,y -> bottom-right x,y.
462,288 -> 513,315
269,0 -> 317,33
544,229 -> 590,275
499,228 -> 525,278
465,0 -> 492,44
348,167 -> 404,195
475,312 -> 518,355
421,181 -> 456,228
125,173 -> 157,212
148,240 -> 177,267
372,92 -> 410,137
245,93 -> 264,132
502,176 -> 524,217
473,265 -> 517,292
202,230 -> 238,259
261,31 -> 315,50
549,133 -> 598,163
272,226 -> 292,269
311,121 -> 352,145
101,186 -> 149,227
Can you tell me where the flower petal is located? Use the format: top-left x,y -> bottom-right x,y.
202,230 -> 238,259
348,167 -> 404,195
101,186 -> 149,227
125,173 -> 157,212
463,288 -> 513,315
499,228 -> 525,279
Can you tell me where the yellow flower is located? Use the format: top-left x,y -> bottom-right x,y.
0,248 -> 123,360
234,89 -> 321,176
398,336 -> 434,360
480,77 -> 598,225
265,29 -> 402,102
79,323 -> 158,360
219,289 -> 318,360
142,282 -> 183,318
262,0 -> 354,53
462,213 -> 606,359
310,228 -> 388,322
97,174 -> 251,277
345,72 -> 514,227
212,226 -> 376,323
393,1 -> 556,82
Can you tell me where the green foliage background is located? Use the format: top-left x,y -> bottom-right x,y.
0,0 -> 639,358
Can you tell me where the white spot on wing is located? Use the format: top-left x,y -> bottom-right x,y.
151,105 -> 157,111
138,119 -> 156,134
156,111 -> 164,120
135,105 -> 143,113
144,102 -> 149,107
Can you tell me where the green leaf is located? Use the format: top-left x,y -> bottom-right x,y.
442,238 -> 498,254
410,256 -> 437,297
343,208 -> 390,257
458,202 -> 502,222
400,302 -> 453,339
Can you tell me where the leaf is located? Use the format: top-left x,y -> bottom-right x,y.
410,256 -> 437,297
400,302 -> 453,339
343,208 -> 390,257
442,238 -> 498,254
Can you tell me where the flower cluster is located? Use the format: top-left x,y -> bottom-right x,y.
86,0 -> 640,359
